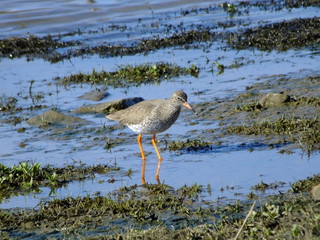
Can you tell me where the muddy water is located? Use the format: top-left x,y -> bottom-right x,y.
1,1 -> 320,209
0,0 -> 215,37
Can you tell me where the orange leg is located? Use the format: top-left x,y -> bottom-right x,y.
152,134 -> 162,184
137,134 -> 146,184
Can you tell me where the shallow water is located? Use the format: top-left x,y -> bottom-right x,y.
0,0 -> 216,37
1,1 -> 320,209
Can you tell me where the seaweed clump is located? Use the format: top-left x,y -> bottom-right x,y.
0,162 -> 118,202
0,96 -> 20,112
229,17 -> 320,51
81,29 -> 215,58
227,116 -> 320,153
166,139 -> 212,152
1,182 -> 320,239
291,174 -> 320,193
285,0 -> 320,8
57,63 -> 199,87
0,29 -> 215,62
0,34 -> 78,61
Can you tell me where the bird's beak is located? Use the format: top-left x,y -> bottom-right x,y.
183,102 -> 198,115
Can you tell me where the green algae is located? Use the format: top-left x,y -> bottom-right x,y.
166,139 -> 212,152
192,72 -> 320,155
285,0 -> 320,8
0,1 -> 319,65
0,34 -> 78,61
0,94 -> 48,127
57,63 -> 199,87
226,116 -> 320,153
0,96 -> 20,112
229,17 -> 320,51
0,29 -> 216,63
252,181 -> 285,192
1,179 -> 320,239
103,193 -> 320,240
0,1 -> 319,66
227,116 -> 318,135
0,162 -> 119,203
80,29 -> 216,59
231,102 -> 261,113
293,96 -> 320,107
291,174 -> 320,193
0,184 -> 210,238
1,1 -> 320,239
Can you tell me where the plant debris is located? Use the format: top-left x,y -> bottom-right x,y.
56,63 -> 199,87
0,162 -> 119,203
229,17 -> 320,51
1,179 -> 320,239
166,139 -> 212,152
227,116 -> 320,153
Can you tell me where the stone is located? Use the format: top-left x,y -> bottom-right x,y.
258,93 -> 291,108
27,109 -> 86,127
311,184 -> 320,200
78,90 -> 109,101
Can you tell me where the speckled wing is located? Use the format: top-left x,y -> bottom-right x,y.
106,99 -> 163,126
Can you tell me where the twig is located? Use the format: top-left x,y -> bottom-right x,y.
234,200 -> 256,240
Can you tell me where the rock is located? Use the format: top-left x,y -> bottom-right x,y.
258,93 -> 291,108
27,109 -> 86,127
21,221 -> 35,230
311,184 -> 320,200
73,97 -> 144,114
78,90 -> 109,101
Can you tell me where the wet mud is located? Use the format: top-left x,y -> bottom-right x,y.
1,0 -> 320,239
1,180 -> 320,239
0,162 -> 120,204
229,17 -> 320,51
194,74 -> 320,154
1,1 -> 319,63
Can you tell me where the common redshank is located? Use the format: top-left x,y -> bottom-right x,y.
106,91 -> 195,184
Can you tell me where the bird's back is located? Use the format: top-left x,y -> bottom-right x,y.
106,99 -> 164,125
